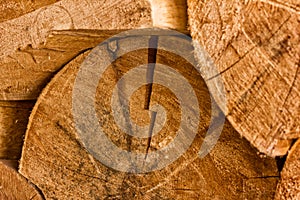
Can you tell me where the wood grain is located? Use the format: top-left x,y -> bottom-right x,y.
0,101 -> 35,160
20,44 -> 279,199
0,0 -> 61,23
275,139 -> 300,199
149,0 -> 187,32
188,0 -> 300,156
0,0 -> 152,58
0,0 -> 189,101
0,160 -> 43,200
0,0 -> 152,100
0,29 -> 125,100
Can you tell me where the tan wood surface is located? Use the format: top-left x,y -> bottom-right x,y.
0,0 -> 152,58
0,29 -> 126,100
1,1 -> 298,199
0,160 -> 43,200
0,0 -> 189,101
0,0 -> 61,23
0,0 -> 153,101
188,0 -> 300,157
19,47 -> 279,199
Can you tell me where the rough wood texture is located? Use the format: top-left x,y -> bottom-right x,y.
0,0 -> 152,100
275,139 -> 300,199
0,29 -> 125,100
188,0 -> 300,156
149,0 -> 187,32
0,0 -> 61,23
0,0 -> 152,58
0,160 -> 43,200
0,101 -> 35,160
20,46 -> 279,199
0,0 -> 189,101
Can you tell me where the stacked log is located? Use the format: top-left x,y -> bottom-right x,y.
188,0 -> 300,157
188,0 -> 300,198
0,0 -> 186,162
19,49 -> 279,199
0,0 -> 299,199
0,0 -> 154,197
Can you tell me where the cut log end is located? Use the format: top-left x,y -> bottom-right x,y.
188,0 -> 300,157
19,44 -> 279,199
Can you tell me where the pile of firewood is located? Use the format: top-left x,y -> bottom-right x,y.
0,0 -> 299,199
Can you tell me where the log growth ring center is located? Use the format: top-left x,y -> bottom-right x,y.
72,28 -> 226,173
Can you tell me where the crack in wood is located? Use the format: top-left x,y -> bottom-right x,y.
276,155 -> 287,173
144,35 -> 158,109
145,111 -> 157,160
144,35 -> 158,160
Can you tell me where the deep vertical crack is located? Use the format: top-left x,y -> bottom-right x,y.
145,35 -> 158,159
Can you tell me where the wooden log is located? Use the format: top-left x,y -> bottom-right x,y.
0,4 -> 188,194
0,160 -> 43,199
0,0 -> 188,101
0,29 -> 125,100
188,0 -> 300,156
275,139 -> 300,199
20,42 -> 279,199
0,101 -> 35,160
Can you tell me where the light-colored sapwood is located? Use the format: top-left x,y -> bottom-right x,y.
188,0 -> 300,157
19,48 -> 279,199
